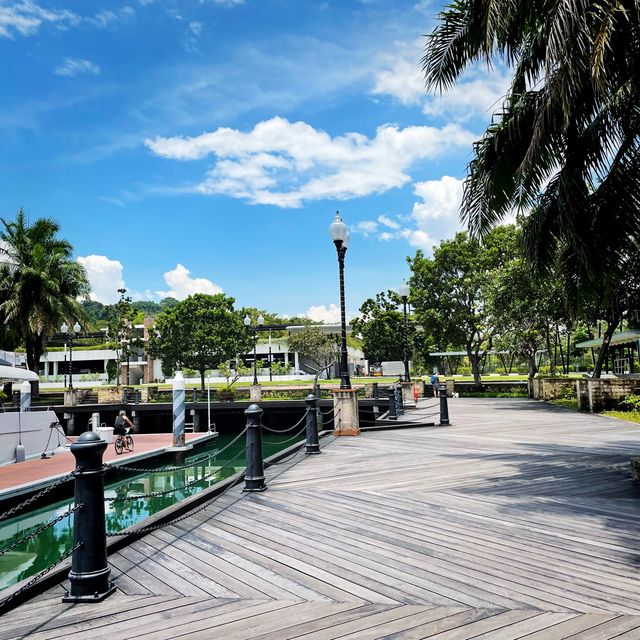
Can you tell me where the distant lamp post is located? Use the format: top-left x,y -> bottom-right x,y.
329,211 -> 352,389
60,321 -> 81,391
244,314 -> 264,385
399,281 -> 410,382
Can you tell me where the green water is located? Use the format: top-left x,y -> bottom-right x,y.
0,431 -> 303,591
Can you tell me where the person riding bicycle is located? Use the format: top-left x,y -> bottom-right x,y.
114,410 -> 133,448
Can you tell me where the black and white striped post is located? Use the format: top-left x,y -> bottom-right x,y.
439,383 -> 450,426
305,394 -> 320,455
244,404 -> 266,492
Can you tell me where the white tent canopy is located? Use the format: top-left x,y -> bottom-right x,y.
0,365 -> 38,382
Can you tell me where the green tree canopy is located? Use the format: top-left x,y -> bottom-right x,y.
149,293 -> 251,391
350,291 -> 408,364
287,327 -> 337,378
0,209 -> 89,386
409,226 -> 519,385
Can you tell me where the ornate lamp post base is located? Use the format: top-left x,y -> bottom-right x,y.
331,388 -> 360,436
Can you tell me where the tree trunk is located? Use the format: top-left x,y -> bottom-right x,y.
527,354 -> 538,398
593,317 -> 620,379
26,335 -> 43,398
545,328 -> 556,375
468,347 -> 482,388
200,368 -> 206,394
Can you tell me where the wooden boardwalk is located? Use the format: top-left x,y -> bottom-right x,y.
2,398 -> 640,639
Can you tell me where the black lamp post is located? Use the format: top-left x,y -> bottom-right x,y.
61,321 -> 81,391
244,314 -> 264,385
399,281 -> 410,383
329,211 -> 352,390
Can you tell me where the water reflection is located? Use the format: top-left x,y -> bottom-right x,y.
0,431 -> 302,590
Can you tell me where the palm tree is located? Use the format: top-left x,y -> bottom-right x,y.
422,0 -> 640,292
0,209 -> 90,388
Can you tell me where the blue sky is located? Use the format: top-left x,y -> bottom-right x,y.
0,0 -> 508,321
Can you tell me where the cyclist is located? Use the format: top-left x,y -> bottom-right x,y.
114,410 -> 134,451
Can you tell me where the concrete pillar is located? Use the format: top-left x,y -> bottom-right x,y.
400,382 -> 415,408
332,389 -> 359,436
249,384 -> 262,402
53,361 -> 59,377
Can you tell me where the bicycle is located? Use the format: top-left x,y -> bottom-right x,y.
114,428 -> 134,455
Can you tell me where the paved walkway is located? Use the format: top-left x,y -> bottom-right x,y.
2,399 -> 640,639
0,432 -> 214,495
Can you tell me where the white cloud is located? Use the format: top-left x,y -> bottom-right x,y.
212,0 -> 244,6
145,117 -> 474,208
351,220 -> 378,236
304,304 -> 341,323
77,255 -> 125,304
88,6 -> 135,28
188,20 -> 202,36
0,1 -> 79,38
156,263 -> 223,300
412,175 -> 463,223
378,214 -> 399,229
372,40 -> 509,122
54,58 -> 100,77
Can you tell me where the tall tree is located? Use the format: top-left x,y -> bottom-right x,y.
409,226 -> 519,386
423,0 -> 640,297
287,327 -> 337,381
149,293 -> 251,392
350,291 -> 407,364
0,209 -> 89,388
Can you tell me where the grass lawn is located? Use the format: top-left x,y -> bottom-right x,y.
550,399 -> 579,411
602,411 -> 640,425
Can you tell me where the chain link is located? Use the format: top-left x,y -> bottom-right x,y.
107,445 -> 247,503
0,504 -> 83,556
107,427 -> 248,474
107,469 -> 245,537
0,541 -> 82,614
264,422 -> 308,447
261,408 -> 309,434
0,472 -> 76,522
317,406 -> 335,416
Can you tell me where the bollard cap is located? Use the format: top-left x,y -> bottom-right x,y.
245,403 -> 263,417
172,370 -> 185,390
305,393 -> 317,405
77,430 -> 102,444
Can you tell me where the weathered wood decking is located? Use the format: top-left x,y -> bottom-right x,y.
2,398 -> 640,639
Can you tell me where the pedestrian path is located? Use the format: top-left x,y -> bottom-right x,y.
2,398 -> 640,639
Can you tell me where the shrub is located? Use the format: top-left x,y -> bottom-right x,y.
618,394 -> 640,412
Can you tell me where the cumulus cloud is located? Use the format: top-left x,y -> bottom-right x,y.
77,255 -> 125,304
304,304 -> 341,323
378,214 -> 400,229
54,57 -> 100,77
156,263 -> 223,300
412,175 -> 463,223
372,40 -> 509,122
351,220 -> 378,237
145,116 -> 474,208
0,1 -> 79,38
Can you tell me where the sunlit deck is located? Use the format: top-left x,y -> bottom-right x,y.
3,398 -> 640,639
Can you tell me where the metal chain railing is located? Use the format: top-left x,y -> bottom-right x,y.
261,408 -> 309,434
0,542 -> 82,614
264,421 -> 308,447
0,504 -> 83,557
107,427 -> 248,474
0,472 -> 76,522
317,406 -> 335,417
107,468 -> 246,537
107,445 -> 247,503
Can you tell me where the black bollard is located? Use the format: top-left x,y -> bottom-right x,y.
387,388 -> 397,420
63,431 -> 116,603
396,385 -> 405,416
439,383 -> 450,426
243,404 -> 266,492
372,382 -> 379,399
305,394 -> 320,455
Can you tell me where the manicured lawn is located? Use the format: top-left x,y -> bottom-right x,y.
550,399 -> 579,411
602,410 -> 640,425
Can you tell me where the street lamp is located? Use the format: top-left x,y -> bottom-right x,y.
329,211 -> 352,389
60,321 -> 81,390
244,314 -> 264,385
399,280 -> 410,382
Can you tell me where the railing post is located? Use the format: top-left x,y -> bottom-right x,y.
244,403 -> 266,492
396,385 -> 405,415
439,383 -> 450,426
387,387 -> 397,420
63,431 -> 115,603
372,382 -> 379,399
305,394 -> 320,455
